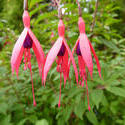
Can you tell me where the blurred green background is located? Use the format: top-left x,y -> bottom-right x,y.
0,0 -> 125,125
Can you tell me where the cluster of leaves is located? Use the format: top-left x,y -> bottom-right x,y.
0,0 -> 125,125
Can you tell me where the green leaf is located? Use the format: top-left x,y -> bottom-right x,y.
86,111 -> 99,125
17,119 -> 27,125
0,103 -> 8,115
74,101 -> 85,120
63,106 -> 73,122
106,87 -> 125,98
99,38 -> 120,53
91,90 -> 103,109
29,0 -> 44,9
0,115 -> 12,125
28,115 -> 38,123
35,119 -> 49,125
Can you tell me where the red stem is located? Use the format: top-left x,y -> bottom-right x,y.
28,49 -> 36,107
76,0 -> 82,17
58,72 -> 62,107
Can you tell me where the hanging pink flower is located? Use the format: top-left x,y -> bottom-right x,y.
11,10 -> 45,106
69,17 -> 102,111
42,19 -> 78,107
74,17 -> 101,78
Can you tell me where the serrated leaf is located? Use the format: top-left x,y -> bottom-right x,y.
86,111 -> 99,125
99,38 -> 120,53
106,87 -> 125,98
0,103 -> 8,115
17,119 -> 27,125
63,106 -> 73,122
74,101 -> 85,120
0,115 -> 12,125
91,90 -> 103,109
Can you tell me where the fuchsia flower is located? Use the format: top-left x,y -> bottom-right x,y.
42,19 -> 78,107
11,10 -> 45,106
69,17 -> 101,111
73,17 -> 101,78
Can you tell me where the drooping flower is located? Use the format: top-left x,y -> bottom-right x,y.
11,10 -> 45,106
69,17 -> 101,111
42,19 -> 78,107
74,17 -> 101,78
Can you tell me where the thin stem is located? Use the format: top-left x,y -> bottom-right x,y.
28,49 -> 36,107
29,66 -> 36,106
24,0 -> 28,10
76,0 -> 82,17
58,72 -> 62,108
90,0 -> 99,32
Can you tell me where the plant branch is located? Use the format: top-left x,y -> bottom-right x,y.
90,0 -> 99,32
24,0 -> 28,10
76,0 -> 82,17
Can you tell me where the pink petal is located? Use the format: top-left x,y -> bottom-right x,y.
78,56 -> 86,77
43,37 -> 63,84
68,39 -> 79,69
11,28 -> 28,75
15,47 -> 24,77
72,39 -> 80,55
79,33 -> 93,79
89,41 -> 102,78
67,39 -> 79,79
78,56 -> 87,87
63,39 -> 79,85
28,29 -> 45,76
42,55 -> 47,86
56,56 -> 62,72
62,49 -> 69,87
82,78 -> 85,87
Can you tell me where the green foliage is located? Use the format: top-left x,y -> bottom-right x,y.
0,0 -> 125,125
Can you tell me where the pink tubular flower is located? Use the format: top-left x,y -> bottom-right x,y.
42,19 -> 78,107
11,10 -> 45,106
69,17 -> 101,111
74,17 -> 101,78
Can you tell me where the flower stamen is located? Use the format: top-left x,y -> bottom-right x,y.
23,48 -> 36,106
58,72 -> 62,107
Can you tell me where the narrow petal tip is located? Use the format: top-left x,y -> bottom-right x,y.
64,81 -> 66,88
58,103 -> 61,108
82,80 -> 84,87
79,81 -> 81,86
88,106 -> 91,111
41,77 -> 44,86
90,71 -> 93,80
99,73 -> 102,80
33,101 -> 36,107
89,41 -> 102,79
